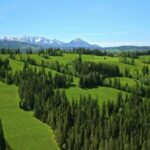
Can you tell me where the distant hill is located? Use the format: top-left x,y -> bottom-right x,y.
103,46 -> 150,51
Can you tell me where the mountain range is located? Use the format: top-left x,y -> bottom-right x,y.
1,36 -> 100,49
0,36 -> 150,51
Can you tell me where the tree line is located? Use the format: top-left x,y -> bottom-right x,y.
104,77 -> 150,98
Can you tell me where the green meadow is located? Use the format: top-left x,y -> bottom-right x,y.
65,86 -> 127,105
0,52 -> 150,150
0,82 -> 59,150
13,53 -> 150,78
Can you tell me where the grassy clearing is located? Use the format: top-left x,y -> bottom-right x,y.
104,77 -> 138,87
65,86 -> 127,105
0,82 -> 59,150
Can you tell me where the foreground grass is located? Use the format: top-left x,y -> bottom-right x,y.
0,82 -> 59,150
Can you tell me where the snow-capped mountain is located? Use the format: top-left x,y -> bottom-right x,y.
2,36 -> 64,46
1,36 -> 150,51
1,36 -> 100,48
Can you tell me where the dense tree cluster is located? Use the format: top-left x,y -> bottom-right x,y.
71,48 -> 111,56
119,51 -> 139,59
54,73 -> 73,88
26,49 -> 33,54
0,119 -> 11,150
81,61 -> 121,77
73,54 -> 121,88
0,48 -> 20,54
18,64 -> 73,110
0,58 -> 13,84
38,48 -> 63,57
17,69 -> 150,150
142,65 -> 149,76
119,56 -> 135,65
74,55 -> 121,77
79,72 -> 103,88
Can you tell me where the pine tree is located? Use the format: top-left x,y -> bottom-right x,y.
0,119 -> 6,150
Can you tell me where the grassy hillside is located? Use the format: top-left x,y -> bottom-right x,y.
19,53 -> 150,78
0,52 -> 149,150
0,82 -> 59,150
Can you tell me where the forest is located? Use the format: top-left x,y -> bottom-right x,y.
0,48 -> 150,150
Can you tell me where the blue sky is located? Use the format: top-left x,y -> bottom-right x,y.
0,0 -> 150,46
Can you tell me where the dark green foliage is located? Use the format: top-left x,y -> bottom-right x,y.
142,65 -> 149,76
73,53 -> 82,74
79,72 -> 103,88
119,56 -> 135,65
104,78 -> 150,98
0,48 -> 20,54
18,64 -> 73,110
72,48 -> 108,56
74,54 -> 121,88
26,56 -> 36,65
0,120 -> 6,150
17,66 -> 150,150
39,48 -> 63,56
80,61 -> 121,77
54,73 -> 73,88
26,49 -> 33,54
0,58 -> 12,84
0,119 -> 11,150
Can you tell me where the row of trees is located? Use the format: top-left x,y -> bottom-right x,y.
0,48 -> 20,54
71,48 -> 114,56
119,57 -> 135,65
39,48 -> 63,57
119,51 -> 150,58
10,54 -> 74,77
104,78 -> 150,98
74,54 -> 121,76
0,58 -> 13,84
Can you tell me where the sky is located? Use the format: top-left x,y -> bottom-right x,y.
0,0 -> 150,47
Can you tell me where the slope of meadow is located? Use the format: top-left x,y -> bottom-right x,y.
0,82 -> 59,150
